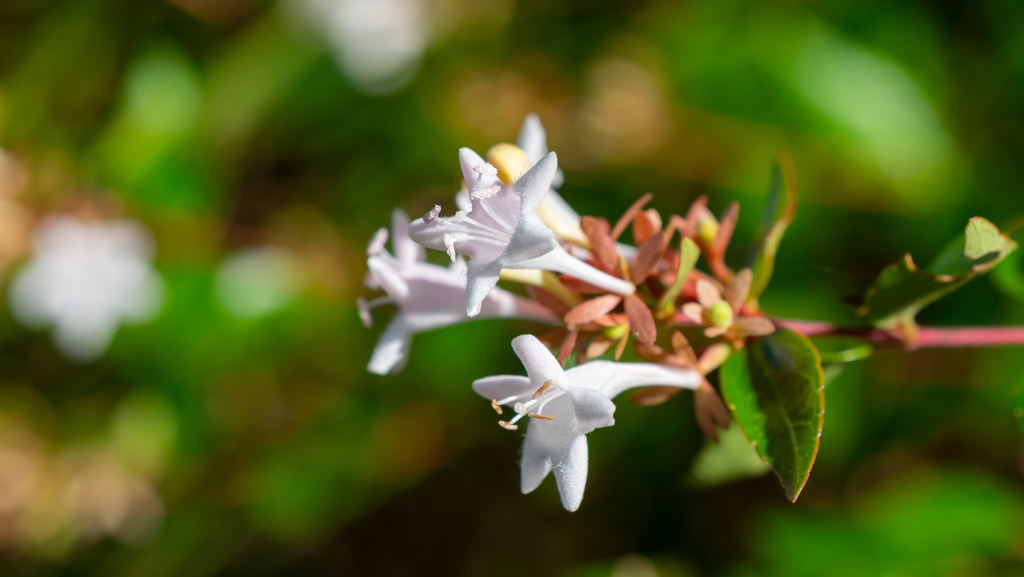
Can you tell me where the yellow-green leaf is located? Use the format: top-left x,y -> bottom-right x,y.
862,217 -> 1016,328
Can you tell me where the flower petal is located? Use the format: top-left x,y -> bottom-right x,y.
391,208 -> 425,266
501,211 -> 558,265
517,114 -> 565,188
459,148 -> 502,194
510,152 -> 557,212
517,113 -> 548,163
407,214 -> 450,254
566,386 -> 616,434
511,334 -> 567,390
471,375 -> 533,404
553,434 -> 589,511
367,257 -> 410,302
521,394 -> 575,494
466,258 -> 503,317
520,444 -> 554,495
367,314 -> 412,375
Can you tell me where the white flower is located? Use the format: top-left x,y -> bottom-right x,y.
409,149 -> 635,316
473,334 -> 702,511
362,209 -> 557,375
9,216 -> 164,362
518,114 -> 566,193
516,114 -> 636,258
301,0 -> 431,95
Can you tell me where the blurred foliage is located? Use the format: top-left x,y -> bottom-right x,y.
0,0 -> 1022,575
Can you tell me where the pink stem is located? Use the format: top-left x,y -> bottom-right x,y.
914,326 -> 1024,348
774,319 -> 1024,350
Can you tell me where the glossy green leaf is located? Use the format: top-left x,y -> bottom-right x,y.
862,217 -> 1017,328
720,329 -> 824,502
746,155 -> 798,301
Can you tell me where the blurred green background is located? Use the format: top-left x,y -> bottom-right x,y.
1,0 -> 1024,575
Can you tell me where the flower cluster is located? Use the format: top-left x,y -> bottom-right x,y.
360,115 -> 780,510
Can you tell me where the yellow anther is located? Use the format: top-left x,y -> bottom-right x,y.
498,420 -> 519,431
528,413 -> 556,421
491,399 -> 503,415
533,380 -> 552,399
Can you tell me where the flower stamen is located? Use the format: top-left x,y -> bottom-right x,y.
498,420 -> 518,431
474,163 -> 498,179
491,399 -> 503,414
533,379 -> 552,399
423,205 -> 441,223
528,413 -> 555,421
442,233 -> 457,262
470,185 -> 501,200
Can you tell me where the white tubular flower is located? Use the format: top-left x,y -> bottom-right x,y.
472,334 -> 702,511
408,149 -> 635,316
8,216 -> 164,362
516,114 -> 636,259
362,209 -> 556,375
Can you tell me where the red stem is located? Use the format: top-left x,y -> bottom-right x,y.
774,319 -> 1024,350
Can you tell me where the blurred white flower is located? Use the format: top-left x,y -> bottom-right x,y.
9,217 -> 165,362
215,246 -> 307,319
303,0 -> 431,95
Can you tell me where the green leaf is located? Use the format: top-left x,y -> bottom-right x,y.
720,329 -> 824,502
689,421 -> 771,487
861,217 -> 1017,328
746,154 -> 798,301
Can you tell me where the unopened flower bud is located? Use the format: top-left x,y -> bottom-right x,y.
603,324 -> 629,340
707,300 -> 733,329
486,143 -> 531,186
697,217 -> 719,247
